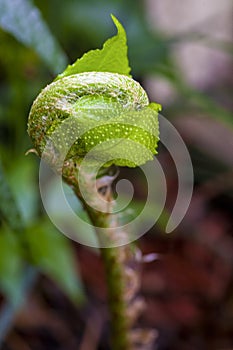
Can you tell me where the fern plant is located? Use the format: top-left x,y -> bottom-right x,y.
27,15 -> 160,349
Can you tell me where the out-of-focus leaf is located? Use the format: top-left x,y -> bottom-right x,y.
8,156 -> 38,224
203,38 -> 233,55
0,0 -> 68,74
0,229 -> 24,305
158,63 -> 233,129
56,15 -> 131,80
170,76 -> 233,128
25,220 -> 84,303
185,88 -> 233,127
0,159 -> 24,232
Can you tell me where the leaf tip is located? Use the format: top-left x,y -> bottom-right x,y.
110,14 -> 126,40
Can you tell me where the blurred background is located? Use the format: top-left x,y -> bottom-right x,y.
0,0 -> 232,349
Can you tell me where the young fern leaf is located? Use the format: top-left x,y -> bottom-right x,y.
56,15 -> 131,79
28,17 -> 160,168
28,71 -> 160,167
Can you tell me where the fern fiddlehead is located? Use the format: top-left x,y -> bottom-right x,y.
27,16 -> 160,350
28,71 -> 159,168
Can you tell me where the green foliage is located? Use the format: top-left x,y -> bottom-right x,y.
56,15 -> 131,80
0,160 -> 24,232
0,221 -> 84,305
0,158 -> 84,304
0,0 -> 68,74
0,159 -> 36,313
7,156 -> 38,224
25,221 -> 84,303
0,229 -> 24,305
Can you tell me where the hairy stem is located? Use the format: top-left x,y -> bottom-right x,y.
76,181 -> 132,349
102,247 -> 130,349
63,161 -> 133,348
62,160 -> 156,349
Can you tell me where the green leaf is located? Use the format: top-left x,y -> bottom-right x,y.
0,229 -> 24,305
25,221 -> 84,303
0,0 -> 68,74
0,159 -> 24,232
76,106 -> 160,167
7,157 -> 38,224
56,15 -> 131,80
